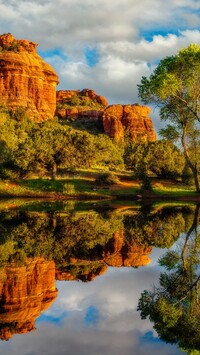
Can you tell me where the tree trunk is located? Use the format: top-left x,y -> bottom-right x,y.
50,162 -> 57,180
181,132 -> 200,193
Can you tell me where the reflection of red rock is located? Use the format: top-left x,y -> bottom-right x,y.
0,258 -> 57,340
103,230 -> 151,267
102,104 -> 156,143
56,263 -> 108,282
56,230 -> 152,282
0,33 -> 59,121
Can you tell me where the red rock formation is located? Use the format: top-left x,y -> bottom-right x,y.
0,33 -> 59,121
56,89 -> 107,121
102,104 -> 156,143
103,229 -> 151,267
55,230 -> 151,282
56,263 -> 107,282
0,258 -> 57,340
56,89 -> 108,107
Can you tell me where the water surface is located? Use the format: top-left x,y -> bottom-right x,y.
0,201 -> 199,355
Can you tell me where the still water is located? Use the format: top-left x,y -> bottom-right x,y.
0,201 -> 199,355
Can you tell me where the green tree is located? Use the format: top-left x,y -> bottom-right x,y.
124,140 -> 149,175
147,140 -> 185,179
138,44 -> 200,192
124,139 -> 184,181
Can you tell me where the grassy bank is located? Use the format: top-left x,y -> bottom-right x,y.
0,171 -> 199,202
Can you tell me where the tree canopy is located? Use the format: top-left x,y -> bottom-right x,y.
138,44 -> 200,192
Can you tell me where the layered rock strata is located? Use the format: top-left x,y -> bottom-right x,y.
0,33 -> 59,121
102,104 -> 156,143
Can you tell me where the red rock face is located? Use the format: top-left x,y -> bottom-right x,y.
56,89 -> 107,121
56,89 -> 108,107
102,104 -> 156,143
0,258 -> 57,340
0,33 -> 59,121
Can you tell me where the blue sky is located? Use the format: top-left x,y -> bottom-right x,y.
0,0 -> 200,130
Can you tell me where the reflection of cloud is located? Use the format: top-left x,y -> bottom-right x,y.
84,306 -> 100,326
1,248 -> 182,354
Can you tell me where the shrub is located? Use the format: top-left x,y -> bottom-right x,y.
95,173 -> 119,185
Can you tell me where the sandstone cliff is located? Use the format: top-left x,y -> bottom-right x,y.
102,104 -> 156,143
0,258 -> 57,340
0,33 -> 59,121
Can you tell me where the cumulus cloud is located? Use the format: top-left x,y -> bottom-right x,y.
0,0 -> 200,128
46,29 -> 200,109
0,0 -> 200,48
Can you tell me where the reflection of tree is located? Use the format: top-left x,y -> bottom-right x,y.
0,204 -> 199,342
137,205 -> 200,353
124,206 -> 193,248
0,205 -> 197,271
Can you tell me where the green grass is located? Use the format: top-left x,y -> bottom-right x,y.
0,171 -> 199,202
153,186 -> 197,197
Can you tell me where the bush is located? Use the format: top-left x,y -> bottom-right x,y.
95,173 -> 119,185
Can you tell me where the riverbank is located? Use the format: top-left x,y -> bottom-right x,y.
0,172 -> 199,202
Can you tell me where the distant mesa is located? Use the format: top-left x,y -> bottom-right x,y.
0,33 -> 156,141
56,91 -> 156,142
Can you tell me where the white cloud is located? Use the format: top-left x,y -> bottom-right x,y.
47,30 -> 200,108
0,0 -> 200,130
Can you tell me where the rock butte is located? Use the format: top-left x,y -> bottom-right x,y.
0,33 -> 59,121
56,89 -> 107,122
102,104 -> 157,143
0,33 -> 156,142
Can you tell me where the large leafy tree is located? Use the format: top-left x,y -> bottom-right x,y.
124,139 -> 184,179
138,44 -> 200,192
